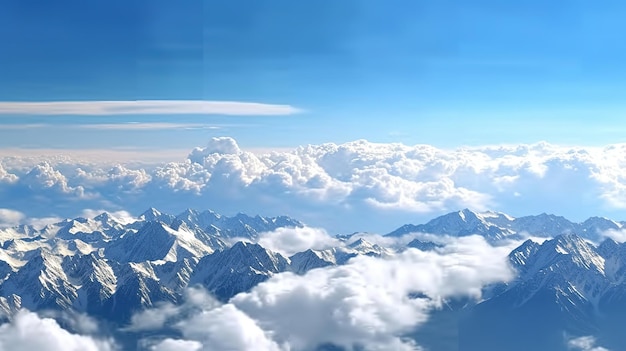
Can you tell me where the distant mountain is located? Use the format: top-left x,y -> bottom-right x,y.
289,238 -> 393,275
386,208 -> 623,241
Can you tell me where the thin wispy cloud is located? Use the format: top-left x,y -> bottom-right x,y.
0,100 -> 301,116
76,123 -> 221,130
0,123 -> 222,131
0,124 -> 49,130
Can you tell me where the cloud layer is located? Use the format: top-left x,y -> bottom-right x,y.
0,310 -> 116,351
1,138 -> 626,232
131,235 -> 517,351
0,100 -> 300,116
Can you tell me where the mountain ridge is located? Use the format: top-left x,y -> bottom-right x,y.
0,208 -> 624,350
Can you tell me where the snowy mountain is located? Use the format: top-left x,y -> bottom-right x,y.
0,208 -> 624,350
461,234 -> 626,351
0,208 -> 304,322
189,241 -> 290,300
387,208 -> 623,241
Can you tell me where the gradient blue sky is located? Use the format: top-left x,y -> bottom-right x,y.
1,0 -> 626,152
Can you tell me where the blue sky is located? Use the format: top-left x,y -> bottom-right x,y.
1,0 -> 626,152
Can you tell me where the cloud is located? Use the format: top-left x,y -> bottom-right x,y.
132,235 -> 516,351
567,336 -> 610,351
126,287 -> 221,333
150,339 -> 202,351
253,226 -> 342,257
25,216 -> 64,230
126,302 -> 180,332
79,209 -> 136,224
0,122 -> 215,131
2,138 -> 626,233
0,124 -> 50,130
0,164 -> 17,183
0,209 -> 24,228
601,229 -> 626,242
0,310 -> 116,351
345,232 -> 425,250
37,310 -> 102,336
75,123 -> 222,131
0,148 -> 190,166
0,100 -> 301,116
174,304 -> 284,351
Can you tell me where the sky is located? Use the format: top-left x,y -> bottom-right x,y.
1,0 -> 626,151
1,1 -> 626,230
0,4 -> 625,348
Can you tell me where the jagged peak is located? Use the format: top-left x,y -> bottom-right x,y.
93,212 -> 112,221
550,233 -> 591,246
348,237 -> 370,247
169,219 -> 190,231
598,237 -> 621,257
139,207 -> 164,220
459,208 -> 479,218
230,240 -> 263,252
139,220 -> 168,231
178,208 -> 198,216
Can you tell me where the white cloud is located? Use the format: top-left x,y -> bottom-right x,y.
0,100 -> 301,116
0,209 -> 24,228
37,310 -> 101,336
0,148 -> 190,166
133,235 -> 516,351
2,138 -> 626,232
74,123 -> 222,130
0,123 -> 221,130
150,339 -> 202,351
174,304 -> 284,351
0,310 -> 116,351
567,336 -> 610,351
229,236 -> 516,351
126,287 -> 221,332
0,123 -> 50,130
0,164 -> 17,183
20,162 -> 85,196
126,302 -> 180,332
254,226 -> 342,257
79,209 -> 136,224
601,229 -> 626,242
25,216 -> 64,229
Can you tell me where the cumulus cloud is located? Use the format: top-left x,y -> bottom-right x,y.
567,336 -> 610,351
2,138 -> 626,232
132,235 -> 517,351
0,100 -> 301,116
174,304 -> 284,351
20,162 -> 85,196
0,164 -> 17,183
0,310 -> 116,351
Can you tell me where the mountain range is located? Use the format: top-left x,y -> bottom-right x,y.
387,208 -> 624,241
0,207 -> 624,350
